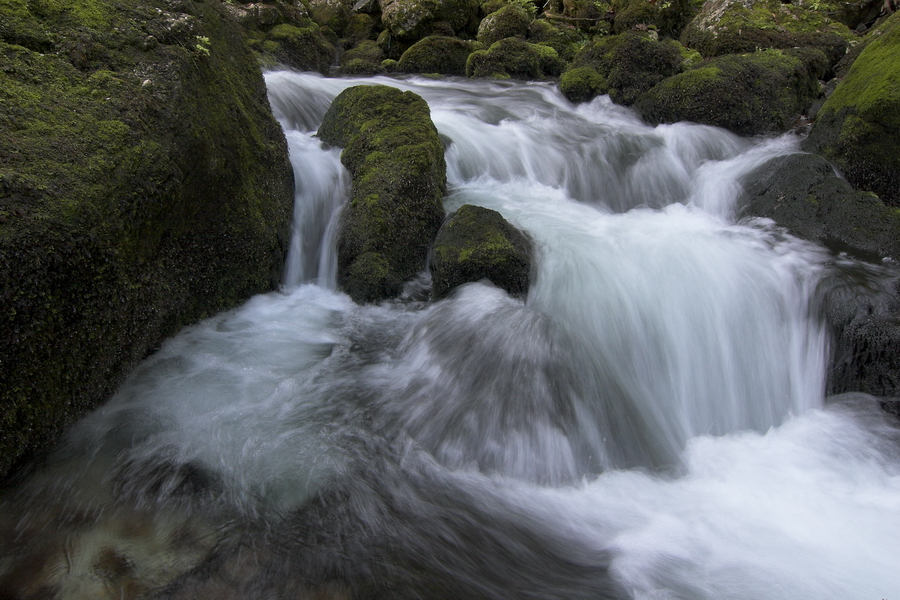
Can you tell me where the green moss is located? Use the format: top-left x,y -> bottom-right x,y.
265,23 -> 335,73
805,12 -> 900,205
681,0 -> 854,64
431,204 -> 532,298
559,66 -> 608,103
636,49 -> 820,135
398,35 -> 476,75
477,4 -> 533,46
0,0 -> 293,479
318,85 -> 446,303
466,37 -> 560,79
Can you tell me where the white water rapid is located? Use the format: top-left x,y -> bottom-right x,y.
2,73 -> 899,600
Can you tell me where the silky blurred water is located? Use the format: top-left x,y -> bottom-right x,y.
1,73 -> 898,600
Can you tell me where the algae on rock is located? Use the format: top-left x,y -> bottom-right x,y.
318,85 -> 446,303
0,0 -> 294,479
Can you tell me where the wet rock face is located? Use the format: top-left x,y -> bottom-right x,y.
0,0 -> 294,479
803,11 -> 900,208
431,204 -> 533,300
317,85 -> 446,303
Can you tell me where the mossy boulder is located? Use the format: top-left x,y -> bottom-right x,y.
477,4 -> 533,46
680,0 -> 855,65
398,35 -> 477,74
382,0 -> 481,42
635,49 -> 826,136
263,22 -> 336,73
803,12 -> 900,207
563,31 -> 687,105
466,37 -> 563,79
526,19 -> 587,61
340,39 -> 385,73
307,0 -> 353,33
431,204 -> 533,299
317,85 -> 446,303
0,0 -> 294,479
609,0 -> 698,38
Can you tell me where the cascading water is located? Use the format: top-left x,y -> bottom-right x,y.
2,73 -> 899,600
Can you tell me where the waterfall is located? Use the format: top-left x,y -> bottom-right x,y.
1,73 -> 898,600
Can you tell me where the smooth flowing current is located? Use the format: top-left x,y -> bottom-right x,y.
2,73 -> 899,599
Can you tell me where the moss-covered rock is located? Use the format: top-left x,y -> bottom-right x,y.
635,49 -> 826,136
559,66 -> 607,102
466,37 -> 563,79
398,35 -> 477,74
317,85 -> 446,303
0,0 -> 294,479
344,12 -> 380,44
307,0 -> 353,33
609,0 -> 698,38
526,18 -> 587,61
340,39 -> 385,73
264,22 -> 336,73
477,4 -> 533,46
803,11 -> 900,207
431,204 -> 532,299
564,31 -> 686,105
680,0 -> 855,65
382,0 -> 481,42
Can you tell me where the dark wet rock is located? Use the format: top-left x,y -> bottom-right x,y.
0,0 -> 294,479
737,152 -> 900,402
803,12 -> 900,207
431,205 -> 533,299
318,86 -> 446,303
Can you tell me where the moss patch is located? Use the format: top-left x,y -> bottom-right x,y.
466,37 -> 563,79
398,35 -> 477,74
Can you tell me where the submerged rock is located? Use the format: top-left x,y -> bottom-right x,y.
803,11 -> 900,207
431,204 -> 533,299
0,0 -> 294,479
318,85 -> 446,303
635,49 -> 826,136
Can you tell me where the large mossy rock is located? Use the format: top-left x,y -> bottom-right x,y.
382,0 -> 481,42
318,85 -> 446,303
0,0 -> 294,479
562,31 -> 690,105
466,37 -> 563,79
680,0 -> 855,65
609,0 -> 698,38
398,35 -> 477,74
635,49 -> 826,136
803,12 -> 900,207
431,204 -> 532,299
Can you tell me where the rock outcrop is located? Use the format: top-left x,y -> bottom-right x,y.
0,0 -> 294,479
317,85 -> 446,303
